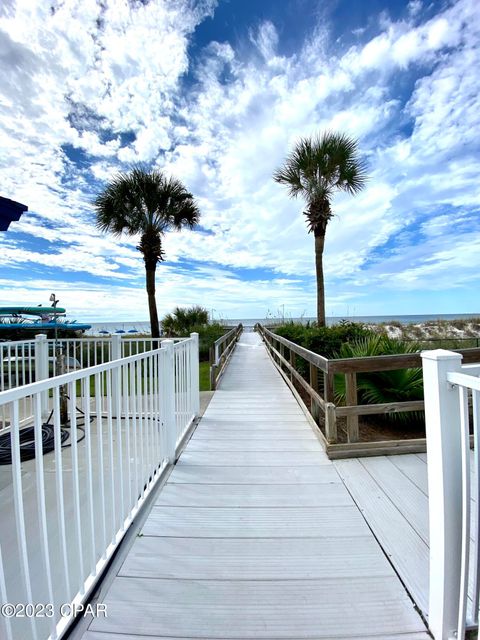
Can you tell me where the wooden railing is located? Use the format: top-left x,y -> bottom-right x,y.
209,324 -> 243,390
256,324 -> 480,457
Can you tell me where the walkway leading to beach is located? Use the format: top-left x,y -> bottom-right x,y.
79,331 -> 429,639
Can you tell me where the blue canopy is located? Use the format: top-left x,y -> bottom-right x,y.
0,196 -> 28,231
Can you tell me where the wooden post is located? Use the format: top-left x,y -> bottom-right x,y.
325,402 -> 337,443
310,363 -> 320,421
345,372 -> 359,442
324,370 -> 334,403
210,364 -> 217,391
279,342 -> 285,371
289,348 -> 295,382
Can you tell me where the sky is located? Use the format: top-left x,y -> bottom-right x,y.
0,0 -> 479,323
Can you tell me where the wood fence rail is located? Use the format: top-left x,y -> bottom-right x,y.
209,324 -> 243,390
256,324 -> 480,458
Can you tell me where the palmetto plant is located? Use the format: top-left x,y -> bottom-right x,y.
273,131 -> 367,325
162,305 -> 209,337
94,168 -> 200,338
334,335 -> 424,424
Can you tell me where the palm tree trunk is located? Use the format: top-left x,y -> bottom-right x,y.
314,231 -> 326,326
145,267 -> 160,339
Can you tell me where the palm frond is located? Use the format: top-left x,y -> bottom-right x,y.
334,335 -> 424,425
273,131 -> 368,220
93,168 -> 200,259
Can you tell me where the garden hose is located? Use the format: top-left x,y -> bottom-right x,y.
0,413 -> 91,465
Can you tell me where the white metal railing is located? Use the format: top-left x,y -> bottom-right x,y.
422,349 -> 480,640
0,333 -> 199,640
1,336 -> 190,421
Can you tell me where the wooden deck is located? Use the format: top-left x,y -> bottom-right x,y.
79,331 -> 429,639
335,450 -> 478,623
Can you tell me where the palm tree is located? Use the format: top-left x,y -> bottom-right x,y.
273,131 -> 367,326
94,167 -> 200,338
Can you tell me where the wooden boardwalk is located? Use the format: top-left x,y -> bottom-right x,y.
335,451 -> 478,623
80,331 -> 429,639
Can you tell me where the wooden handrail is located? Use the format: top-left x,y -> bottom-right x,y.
255,323 -> 480,449
258,325 -> 329,371
209,324 -> 243,390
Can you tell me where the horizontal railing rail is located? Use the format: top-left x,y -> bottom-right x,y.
256,324 -> 480,454
0,334 -> 202,433
0,333 -> 199,640
422,349 -> 480,640
209,324 -> 243,390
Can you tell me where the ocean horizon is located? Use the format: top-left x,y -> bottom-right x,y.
85,312 -> 480,336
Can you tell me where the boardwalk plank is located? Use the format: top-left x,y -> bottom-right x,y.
334,458 -> 429,615
155,483 -> 350,507
186,437 -> 323,452
179,450 -> 328,466
143,505 -> 370,538
81,331 -> 428,640
169,464 -> 339,484
360,456 -> 429,544
84,633 -> 431,640
119,535 -> 392,580
89,576 -> 425,638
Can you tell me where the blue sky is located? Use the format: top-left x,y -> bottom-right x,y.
0,0 -> 479,322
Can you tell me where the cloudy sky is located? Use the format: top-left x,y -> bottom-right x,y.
0,0 -> 479,323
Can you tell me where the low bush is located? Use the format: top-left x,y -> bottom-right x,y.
194,323 -> 228,362
334,335 -> 424,424
272,320 -> 373,358
161,306 -> 228,362
162,306 -> 209,336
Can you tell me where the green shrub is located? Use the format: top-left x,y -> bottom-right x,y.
161,305 -> 209,336
194,323 -> 227,362
334,335 -> 424,424
273,320 -> 373,358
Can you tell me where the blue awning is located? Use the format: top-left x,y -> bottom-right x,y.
0,196 -> 28,231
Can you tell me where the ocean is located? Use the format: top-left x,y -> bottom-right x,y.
85,313 -> 480,336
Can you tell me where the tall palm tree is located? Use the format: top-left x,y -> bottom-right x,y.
94,167 -> 200,338
273,131 -> 367,326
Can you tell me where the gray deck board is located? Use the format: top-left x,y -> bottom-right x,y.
179,450 -> 329,466
338,451 -> 479,621
119,535 -> 392,580
89,576 -> 424,639
156,483 -> 351,507
82,331 -> 428,639
334,458 -> 430,615
168,463 -> 339,484
142,505 -> 370,538
84,633 -> 431,640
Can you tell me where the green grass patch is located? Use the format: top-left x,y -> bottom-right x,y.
199,361 -> 210,392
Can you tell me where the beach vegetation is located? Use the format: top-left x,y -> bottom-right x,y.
273,131 -> 367,326
94,167 -> 200,339
333,335 -> 424,424
273,320 -> 372,359
162,305 -> 209,335
161,305 -> 227,362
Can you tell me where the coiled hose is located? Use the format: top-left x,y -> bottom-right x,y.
0,417 -> 88,465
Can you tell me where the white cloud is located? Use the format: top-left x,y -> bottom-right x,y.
1,0 -> 479,318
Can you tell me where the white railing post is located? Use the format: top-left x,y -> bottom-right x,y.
190,332 -> 200,416
111,334 -> 122,418
35,333 -> 49,419
161,340 -> 176,463
422,349 -> 464,640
